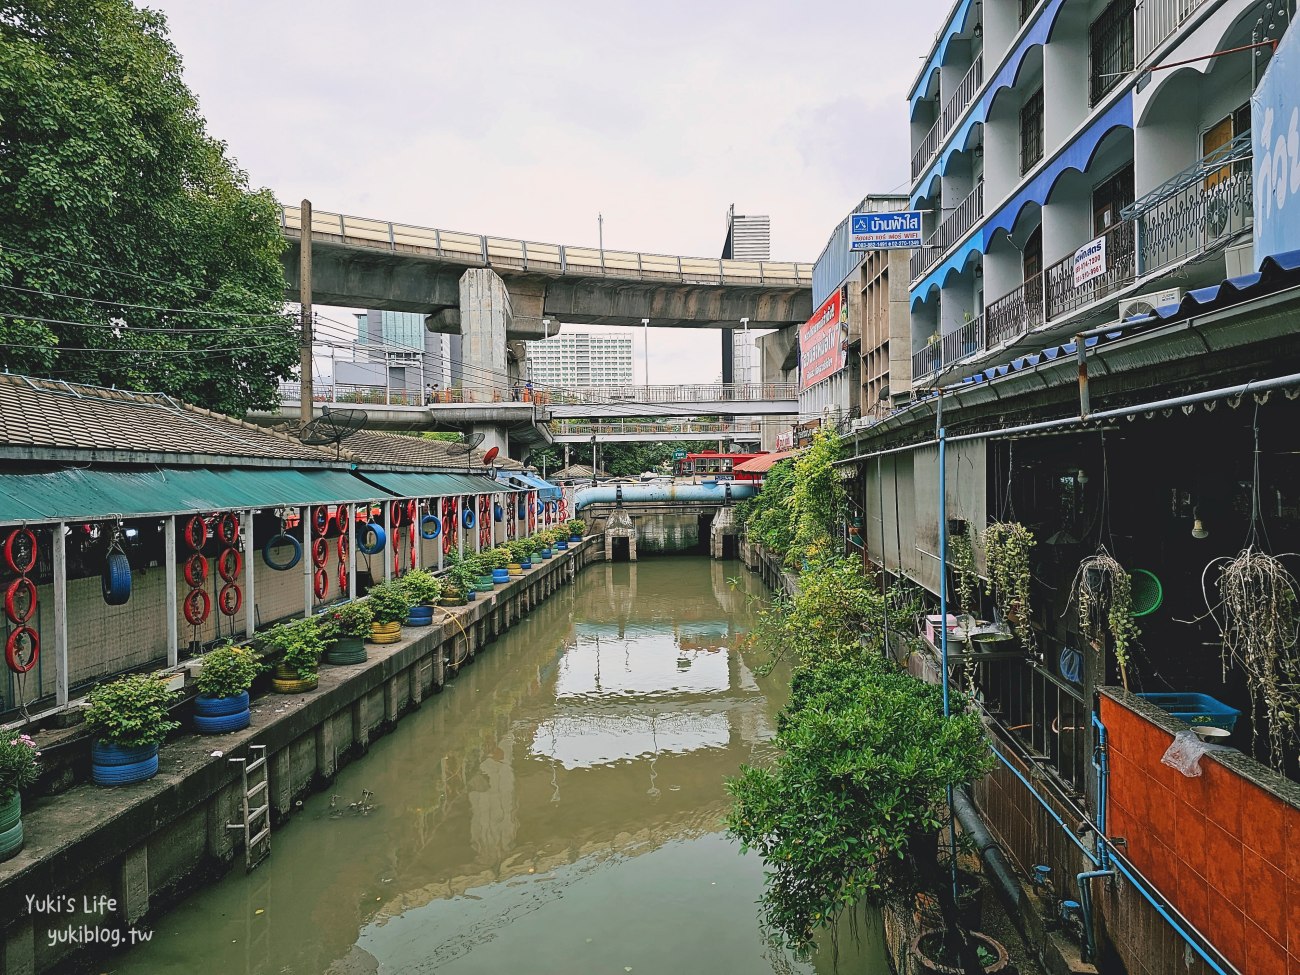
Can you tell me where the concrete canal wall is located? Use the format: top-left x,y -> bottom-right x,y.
0,540 -> 600,975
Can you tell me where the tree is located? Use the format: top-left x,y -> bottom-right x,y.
0,0 -> 296,415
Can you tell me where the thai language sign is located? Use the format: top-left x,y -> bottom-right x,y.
1254,20 -> 1300,260
1072,235 -> 1107,287
850,211 -> 923,250
799,286 -> 847,392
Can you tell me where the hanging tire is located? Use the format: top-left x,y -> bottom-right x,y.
262,534 -> 302,570
183,515 -> 207,551
357,523 -> 386,555
311,537 -> 329,568
102,550 -> 132,606
218,583 -> 242,617
0,820 -> 23,860
313,568 -> 329,600
92,754 -> 159,786
3,528 -> 37,574
4,577 -> 37,625
390,500 -> 405,528
194,709 -> 251,734
462,508 -> 476,529
183,553 -> 209,589
216,513 -> 240,546
217,547 -> 243,583
338,561 -> 349,593
337,533 -> 350,560
195,691 -> 249,717
420,514 -> 441,539
5,627 -> 38,673
313,505 -> 331,537
183,588 -> 211,626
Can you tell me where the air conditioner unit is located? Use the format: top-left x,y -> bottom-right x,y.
1118,288 -> 1182,322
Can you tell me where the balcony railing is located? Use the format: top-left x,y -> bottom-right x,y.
941,314 -> 986,367
1124,132 -> 1253,277
912,343 -> 942,380
909,239 -> 943,282
986,271 -> 1045,349
1135,0 -> 1209,64
1044,220 -> 1136,322
938,182 -> 984,251
910,56 -> 985,180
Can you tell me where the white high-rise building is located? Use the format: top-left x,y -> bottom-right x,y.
524,331 -> 635,387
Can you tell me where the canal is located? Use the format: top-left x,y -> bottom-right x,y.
112,557 -> 886,974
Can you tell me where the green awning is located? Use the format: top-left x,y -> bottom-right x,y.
356,472 -> 519,498
0,467 -> 388,523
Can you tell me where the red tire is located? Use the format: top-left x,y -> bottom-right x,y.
4,577 -> 37,625
218,583 -> 242,617
313,567 -> 329,600
409,524 -> 417,570
184,588 -> 211,626
390,500 -> 405,528
558,500 -> 568,518
442,519 -> 452,555
312,537 -> 329,568
337,533 -> 349,561
184,515 -> 207,551
313,505 -> 331,537
4,528 -> 37,574
217,547 -> 242,583
216,512 -> 240,546
338,560 -> 349,593
5,626 -> 38,674
183,553 -> 209,589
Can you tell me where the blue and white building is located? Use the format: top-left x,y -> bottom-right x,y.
906,0 -> 1283,386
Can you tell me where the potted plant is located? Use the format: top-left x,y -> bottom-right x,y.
366,580 -> 412,643
84,673 -> 180,785
566,519 -> 586,542
1068,549 -> 1141,689
506,539 -> 531,575
0,733 -> 40,859
484,547 -> 512,585
399,570 -> 442,626
325,600 -> 373,664
982,521 -> 1036,649
193,643 -> 260,733
264,617 -> 327,693
442,559 -> 478,605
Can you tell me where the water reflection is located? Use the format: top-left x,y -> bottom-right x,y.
112,558 -> 886,975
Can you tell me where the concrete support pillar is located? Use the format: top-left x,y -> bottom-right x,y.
118,844 -> 150,925
459,268 -> 511,401
315,720 -> 337,781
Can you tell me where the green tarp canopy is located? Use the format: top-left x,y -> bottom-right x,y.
0,467 -> 389,523
356,471 -> 518,498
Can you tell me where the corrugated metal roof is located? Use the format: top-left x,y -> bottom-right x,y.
356,471 -> 509,498
734,450 -> 799,473
495,471 -> 562,500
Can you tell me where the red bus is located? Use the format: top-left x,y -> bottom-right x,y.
671,451 -> 765,482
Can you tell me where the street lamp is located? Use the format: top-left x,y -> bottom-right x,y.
590,435 -> 598,486
641,318 -> 650,388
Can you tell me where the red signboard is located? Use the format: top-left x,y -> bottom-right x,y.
799,287 -> 847,392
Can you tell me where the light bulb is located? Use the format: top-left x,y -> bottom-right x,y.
1191,518 -> 1209,540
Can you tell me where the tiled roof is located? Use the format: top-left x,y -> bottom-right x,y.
339,429 -> 524,471
0,375 -> 333,463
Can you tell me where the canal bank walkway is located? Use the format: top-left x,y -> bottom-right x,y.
0,539 -> 597,975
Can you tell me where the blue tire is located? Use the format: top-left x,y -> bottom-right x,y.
357,523 -> 386,555
262,534 -> 302,571
91,741 -> 157,767
494,504 -> 504,522
420,515 -> 441,540
101,550 -> 132,606
0,819 -> 23,860
462,509 -> 476,529
194,709 -> 251,734
93,754 -> 159,786
194,691 -> 249,717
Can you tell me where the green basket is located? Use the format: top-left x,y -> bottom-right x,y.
1130,569 -> 1163,617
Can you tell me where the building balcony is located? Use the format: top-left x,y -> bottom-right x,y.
911,313 -> 985,385
1125,132 -> 1253,278
1135,0 -> 1211,64
909,182 -> 984,283
910,55 -> 984,180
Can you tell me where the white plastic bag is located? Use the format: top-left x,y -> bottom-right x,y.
1160,729 -> 1224,777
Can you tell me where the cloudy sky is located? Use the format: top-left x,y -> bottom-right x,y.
152,0 -> 951,382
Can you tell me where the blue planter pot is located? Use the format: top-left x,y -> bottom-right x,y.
492,569 -> 511,584
569,535 -> 582,543
555,541 -> 568,550
520,560 -> 532,569
195,691 -> 249,717
407,605 -> 435,626
541,549 -> 552,559
91,742 -> 159,786
466,589 -> 478,601
194,710 -> 251,734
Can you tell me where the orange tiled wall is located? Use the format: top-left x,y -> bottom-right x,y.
1100,695 -> 1297,975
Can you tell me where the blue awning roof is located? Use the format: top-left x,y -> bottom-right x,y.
496,471 -> 562,500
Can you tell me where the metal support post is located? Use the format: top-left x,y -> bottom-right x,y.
302,506 -> 312,619
54,522 -> 70,706
348,504 -> 357,600
243,509 -> 255,638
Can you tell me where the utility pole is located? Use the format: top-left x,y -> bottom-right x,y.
598,213 -> 605,272
299,198 -> 314,425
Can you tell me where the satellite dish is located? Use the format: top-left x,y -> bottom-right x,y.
482,446 -> 500,464
298,408 -> 368,457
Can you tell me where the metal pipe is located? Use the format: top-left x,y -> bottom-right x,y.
1075,868 -> 1116,962
1076,334 -> 1091,419
950,789 -> 1024,913
837,369 -> 1300,465
574,482 -> 757,511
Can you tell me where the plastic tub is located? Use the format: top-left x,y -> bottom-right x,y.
1135,692 -> 1241,731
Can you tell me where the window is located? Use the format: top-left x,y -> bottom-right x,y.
1092,164 -> 1134,234
1019,0 -> 1036,25
1202,102 -> 1251,188
1089,0 -> 1134,106
1020,87 -> 1045,174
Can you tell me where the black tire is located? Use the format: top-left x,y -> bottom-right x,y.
101,550 -> 132,606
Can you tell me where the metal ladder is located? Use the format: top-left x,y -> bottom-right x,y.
227,744 -> 271,870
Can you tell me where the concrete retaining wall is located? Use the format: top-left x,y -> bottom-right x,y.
0,540 -> 599,975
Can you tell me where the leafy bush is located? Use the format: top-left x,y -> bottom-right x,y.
326,599 -> 374,638
0,734 -> 40,798
507,538 -> 533,563
483,547 -> 511,571
262,617 -> 328,679
398,569 -> 442,605
196,643 -> 260,699
744,460 -> 796,556
366,580 -> 412,624
84,673 -> 180,747
787,428 -> 844,567
565,519 -> 586,538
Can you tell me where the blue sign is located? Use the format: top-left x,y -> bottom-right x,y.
850,211 -> 924,250
1254,23 -> 1300,260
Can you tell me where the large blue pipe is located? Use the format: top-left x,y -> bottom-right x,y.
574,482 -> 757,511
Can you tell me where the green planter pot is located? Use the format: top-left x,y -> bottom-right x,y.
0,791 -> 21,859
326,635 -> 368,666
476,575 -> 496,591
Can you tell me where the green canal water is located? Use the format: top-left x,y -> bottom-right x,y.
111,558 -> 886,975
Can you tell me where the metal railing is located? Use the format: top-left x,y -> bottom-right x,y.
277,381 -> 797,409
912,343 -> 942,380
986,270 -> 1044,349
910,239 -> 944,282
941,314 -> 986,367
550,382 -> 798,404
280,206 -> 813,287
938,182 -> 984,251
910,57 -> 984,180
1124,133 -> 1254,277
1135,0 -> 1209,64
552,419 -> 763,437
277,381 -> 520,406
1044,221 -> 1136,321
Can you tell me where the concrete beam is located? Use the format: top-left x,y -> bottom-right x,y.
540,278 -> 810,329
282,240 -> 461,314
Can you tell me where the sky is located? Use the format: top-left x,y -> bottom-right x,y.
151,0 -> 951,383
